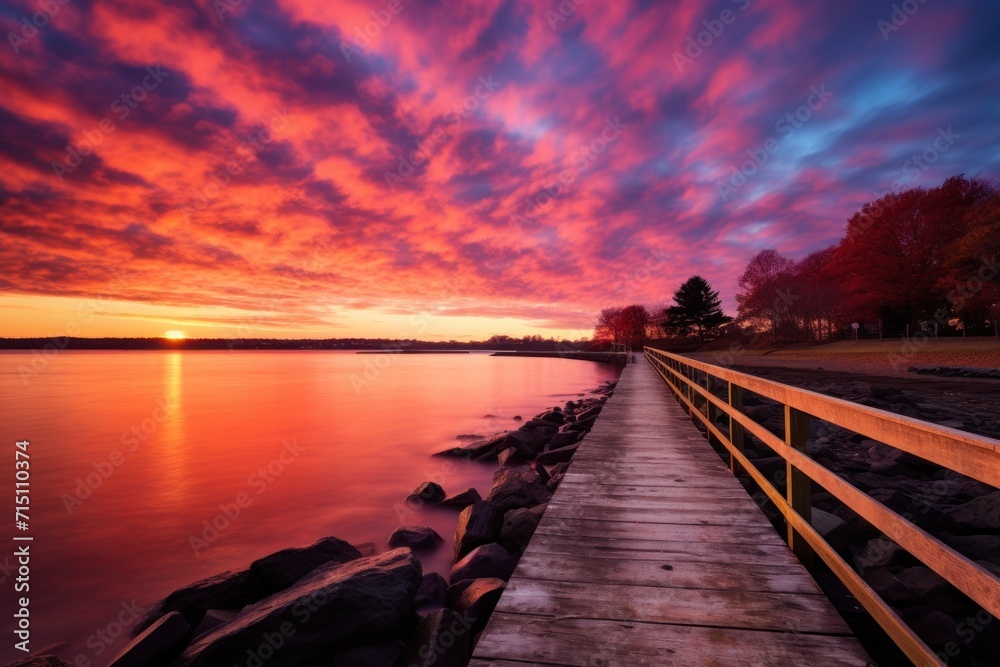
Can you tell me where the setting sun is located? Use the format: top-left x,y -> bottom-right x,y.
164,330 -> 186,340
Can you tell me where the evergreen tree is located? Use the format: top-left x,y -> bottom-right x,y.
662,276 -> 732,340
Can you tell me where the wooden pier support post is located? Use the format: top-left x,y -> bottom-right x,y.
785,405 -> 814,568
728,383 -> 744,474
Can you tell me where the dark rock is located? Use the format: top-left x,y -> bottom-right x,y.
407,482 -> 447,505
538,410 -> 565,424
454,501 -> 503,560
899,607 -> 962,647
7,657 -> 74,667
566,417 -> 597,431
501,428 -> 550,458
811,507 -> 850,557
444,579 -> 477,609
512,415 -> 522,421
396,609 -> 472,667
855,537 -> 904,572
450,578 -> 506,633
331,640 -> 405,667
547,472 -> 566,492
946,491 -> 1000,531
450,543 -> 517,583
548,429 -> 583,449
548,461 -> 571,478
535,443 -> 580,466
532,462 -> 551,486
744,405 -> 776,423
250,536 -> 363,593
177,549 -> 422,667
416,573 -> 448,606
500,505 -> 546,550
136,570 -> 261,633
497,447 -> 521,467
862,568 -> 915,606
940,533 -> 1000,561
388,526 -> 443,551
193,610 -> 235,638
109,611 -> 191,667
896,566 -> 949,599
439,488 -> 482,509
575,406 -> 602,421
487,468 -> 552,512
434,434 -> 508,460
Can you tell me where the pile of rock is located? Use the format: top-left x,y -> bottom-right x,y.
73,379 -> 616,667
909,365 -> 1000,380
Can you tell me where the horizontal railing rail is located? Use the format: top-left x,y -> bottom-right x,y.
644,346 -> 1000,667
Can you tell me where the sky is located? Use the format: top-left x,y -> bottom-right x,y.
1,0 -> 999,340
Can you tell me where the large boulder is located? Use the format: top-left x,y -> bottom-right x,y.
178,549 -> 422,667
811,507 -> 850,557
396,608 -> 472,667
250,536 -> 363,592
8,658 -> 73,667
108,611 -> 191,667
500,504 -> 546,551
416,572 -> 448,606
388,526 -> 443,551
439,488 -> 482,509
535,443 -> 580,466
487,468 -> 552,512
407,482 -> 447,506
450,578 -> 506,634
136,569 -> 262,633
434,434 -> 508,460
454,501 -> 503,560
501,429 -> 550,458
947,491 -> 1000,531
548,429 -> 583,450
450,543 -> 517,584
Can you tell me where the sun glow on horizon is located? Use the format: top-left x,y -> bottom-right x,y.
164,331 -> 187,340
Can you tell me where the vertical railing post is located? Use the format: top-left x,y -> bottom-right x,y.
706,373 -> 720,448
785,405 -> 814,568
728,382 -> 744,474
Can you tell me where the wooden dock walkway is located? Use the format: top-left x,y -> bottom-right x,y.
469,358 -> 872,666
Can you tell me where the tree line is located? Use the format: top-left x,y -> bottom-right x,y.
594,175 -> 999,346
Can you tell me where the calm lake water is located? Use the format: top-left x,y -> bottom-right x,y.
0,350 -> 619,665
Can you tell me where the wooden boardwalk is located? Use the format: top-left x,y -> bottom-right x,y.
469,359 -> 872,666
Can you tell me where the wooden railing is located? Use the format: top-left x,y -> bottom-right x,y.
644,347 -> 1000,667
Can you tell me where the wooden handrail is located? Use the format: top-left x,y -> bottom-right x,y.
644,347 -> 1000,667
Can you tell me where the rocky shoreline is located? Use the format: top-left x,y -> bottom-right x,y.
699,367 -> 999,667
14,380 -> 617,667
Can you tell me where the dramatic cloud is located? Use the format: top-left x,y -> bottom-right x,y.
1,0 -> 998,338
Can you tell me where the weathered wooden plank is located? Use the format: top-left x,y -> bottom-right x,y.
493,579 -> 852,634
512,551 -> 823,594
523,532 -> 800,565
471,613 -> 873,667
